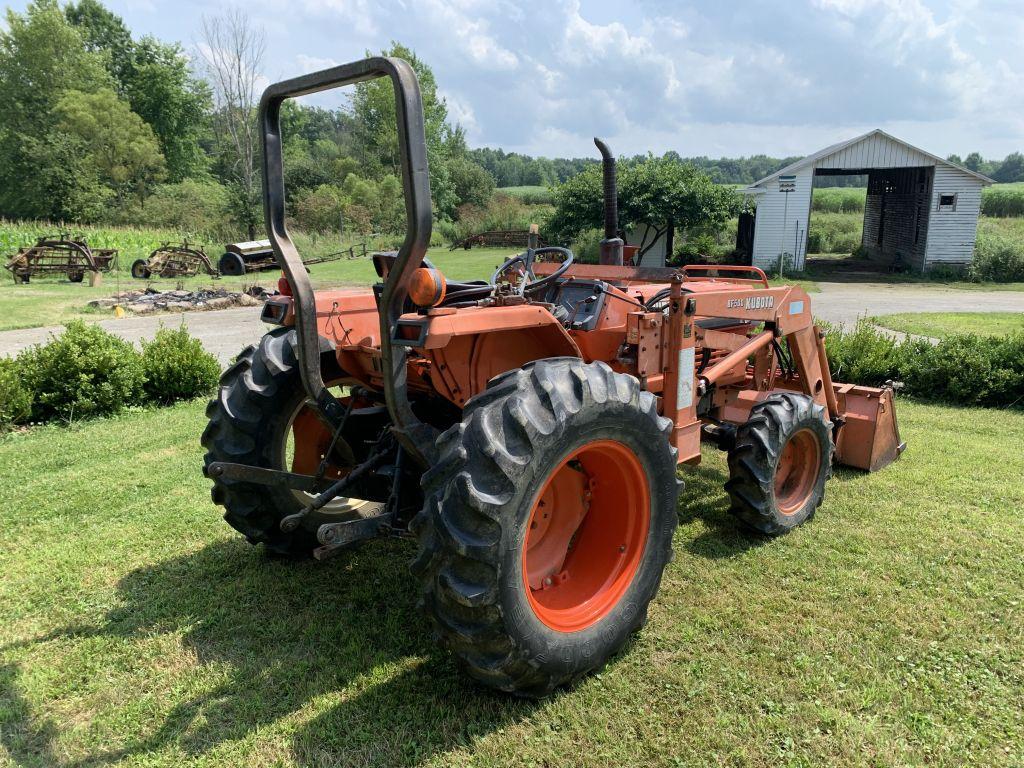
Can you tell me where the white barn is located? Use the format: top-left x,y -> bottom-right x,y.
742,130 -> 993,273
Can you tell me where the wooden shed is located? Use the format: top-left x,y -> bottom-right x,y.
741,130 -> 993,273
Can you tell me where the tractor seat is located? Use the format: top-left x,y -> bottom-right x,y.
372,251 -> 490,290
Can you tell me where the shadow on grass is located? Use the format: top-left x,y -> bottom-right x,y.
676,455 -> 863,561
0,538 -> 536,768
0,664 -> 62,767
2,467 -> 870,767
676,464 -> 767,560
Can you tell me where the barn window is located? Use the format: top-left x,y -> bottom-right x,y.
938,193 -> 957,211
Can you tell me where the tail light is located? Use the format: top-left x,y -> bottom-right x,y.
409,267 -> 446,307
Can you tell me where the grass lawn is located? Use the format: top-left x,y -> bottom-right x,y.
0,247 -> 516,333
872,311 -> 1024,338
1,399 -> 1021,766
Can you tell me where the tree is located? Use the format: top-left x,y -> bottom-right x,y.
350,42 -> 461,218
548,157 -> 740,258
0,0 -> 115,219
199,10 -> 265,238
116,179 -> 231,237
449,157 -> 494,208
66,2 -> 211,181
293,184 -> 345,234
946,153 -> 963,165
123,37 -> 211,180
963,152 -> 985,172
993,152 -> 1024,183
55,88 -> 166,204
65,0 -> 132,83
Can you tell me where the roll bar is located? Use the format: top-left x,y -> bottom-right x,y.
259,57 -> 435,462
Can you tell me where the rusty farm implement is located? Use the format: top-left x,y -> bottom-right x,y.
4,233 -> 117,283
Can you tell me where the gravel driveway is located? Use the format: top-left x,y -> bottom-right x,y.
1,282 -> 1022,366
0,306 -> 266,365
811,282 -> 1024,327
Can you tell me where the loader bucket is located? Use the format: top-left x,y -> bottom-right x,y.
832,383 -> 905,472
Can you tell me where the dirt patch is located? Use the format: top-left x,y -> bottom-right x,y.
88,287 -> 272,315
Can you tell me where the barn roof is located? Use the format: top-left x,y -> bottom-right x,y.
744,129 -> 994,190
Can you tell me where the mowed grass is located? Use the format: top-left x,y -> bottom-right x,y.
1,400 -> 1022,766
0,247 -> 517,332
872,311 -> 1024,338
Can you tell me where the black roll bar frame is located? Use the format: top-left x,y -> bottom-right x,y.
259,57 -> 435,463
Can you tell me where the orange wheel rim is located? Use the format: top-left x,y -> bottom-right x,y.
289,406 -> 345,479
774,428 -> 821,515
522,440 -> 650,632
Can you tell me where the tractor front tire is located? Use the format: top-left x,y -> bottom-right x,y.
725,392 -> 833,536
412,359 -> 680,696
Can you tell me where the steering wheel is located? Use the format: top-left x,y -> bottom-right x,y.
491,246 -> 574,295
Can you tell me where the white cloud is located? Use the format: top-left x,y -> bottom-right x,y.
438,88 -> 480,138
296,0 -> 378,36
419,0 -> 519,71
295,54 -> 339,74
183,0 -> 1022,159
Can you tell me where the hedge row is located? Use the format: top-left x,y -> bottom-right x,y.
3,318 -> 1018,431
0,322 -> 220,429
823,321 -> 1024,408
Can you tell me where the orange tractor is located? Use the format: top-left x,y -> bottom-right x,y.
203,58 -> 904,696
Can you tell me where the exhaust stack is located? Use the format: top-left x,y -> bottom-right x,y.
594,137 -> 623,266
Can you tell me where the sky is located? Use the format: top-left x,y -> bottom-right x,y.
6,0 -> 1023,160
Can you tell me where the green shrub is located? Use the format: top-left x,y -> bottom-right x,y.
678,232 -> 725,261
902,334 -> 996,405
141,326 -> 221,404
293,184 -> 345,234
821,321 -> 904,386
0,358 -> 33,429
113,179 -> 232,241
451,194 -> 552,242
968,232 -> 1024,282
822,321 -> 1024,408
17,321 -> 144,422
570,227 -> 603,264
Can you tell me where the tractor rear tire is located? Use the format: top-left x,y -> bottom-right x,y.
131,259 -> 151,279
725,392 -> 833,536
411,358 -> 680,697
201,328 -> 383,556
